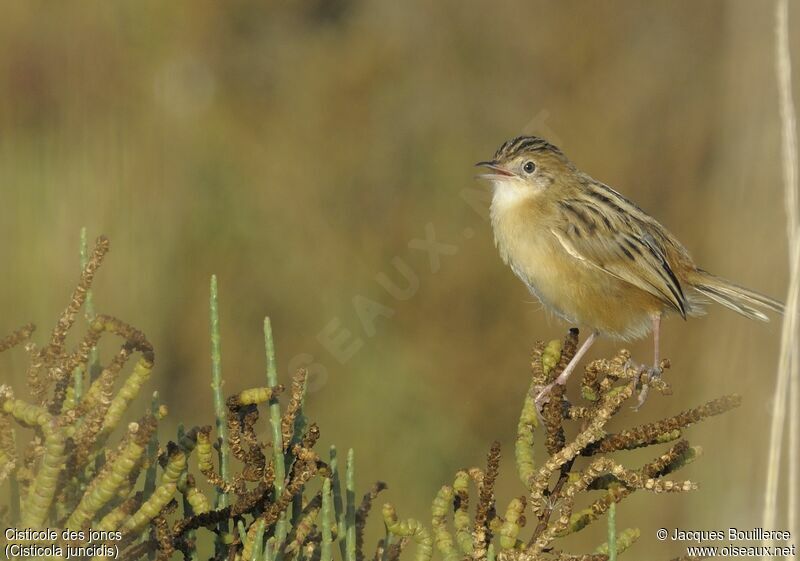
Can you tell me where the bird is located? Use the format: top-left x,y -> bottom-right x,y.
476,135 -> 784,409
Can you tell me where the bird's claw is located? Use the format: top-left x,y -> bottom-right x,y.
629,362 -> 663,411
535,383 -> 554,408
533,381 -> 563,425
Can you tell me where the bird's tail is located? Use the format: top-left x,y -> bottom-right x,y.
688,269 -> 785,322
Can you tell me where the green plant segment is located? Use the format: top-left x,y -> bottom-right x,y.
0,237 -> 741,560
0,236 -> 390,561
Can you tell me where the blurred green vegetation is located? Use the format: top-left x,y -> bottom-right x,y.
0,1 -> 796,557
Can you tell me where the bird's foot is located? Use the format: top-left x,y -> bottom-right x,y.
534,381 -> 564,420
633,364 -> 664,411
624,359 -> 663,411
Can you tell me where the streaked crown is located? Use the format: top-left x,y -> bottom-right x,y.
493,135 -> 565,162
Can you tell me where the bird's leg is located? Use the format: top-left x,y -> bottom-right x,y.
633,313 -> 662,410
535,331 -> 598,412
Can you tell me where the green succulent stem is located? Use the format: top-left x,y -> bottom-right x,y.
210,275 -> 230,548
346,448 -> 357,561
321,477 -> 334,561
331,445 -> 347,560
264,317 -> 289,556
607,501 -> 617,561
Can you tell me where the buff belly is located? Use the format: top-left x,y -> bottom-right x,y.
498,226 -> 664,341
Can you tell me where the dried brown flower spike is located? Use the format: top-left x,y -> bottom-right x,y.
0,234 -> 743,561
384,329 -> 741,561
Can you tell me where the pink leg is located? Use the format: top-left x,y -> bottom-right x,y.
535,331 -> 598,408
652,313 -> 661,368
634,313 -> 662,410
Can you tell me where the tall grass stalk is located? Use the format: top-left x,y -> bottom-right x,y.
762,0 -> 799,556
345,448 -> 357,561
264,317 -> 289,555
210,274 -> 231,548
607,502 -> 617,561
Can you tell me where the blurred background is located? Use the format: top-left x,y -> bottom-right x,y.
0,0 -> 797,556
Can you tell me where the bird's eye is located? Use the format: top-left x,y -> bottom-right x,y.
523,161 -> 536,174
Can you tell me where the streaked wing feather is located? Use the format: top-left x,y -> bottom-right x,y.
550,200 -> 688,317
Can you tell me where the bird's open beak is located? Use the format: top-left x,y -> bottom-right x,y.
474,160 -> 514,180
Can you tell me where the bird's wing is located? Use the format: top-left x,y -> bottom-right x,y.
550,196 -> 688,318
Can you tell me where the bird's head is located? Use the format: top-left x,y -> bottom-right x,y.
475,136 -> 575,198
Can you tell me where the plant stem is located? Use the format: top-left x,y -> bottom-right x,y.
346,448 -> 356,561
607,502 -> 617,561
331,446 -> 346,561
142,391 -> 160,499
210,275 -> 230,549
321,477 -> 333,561
264,317 -> 288,555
